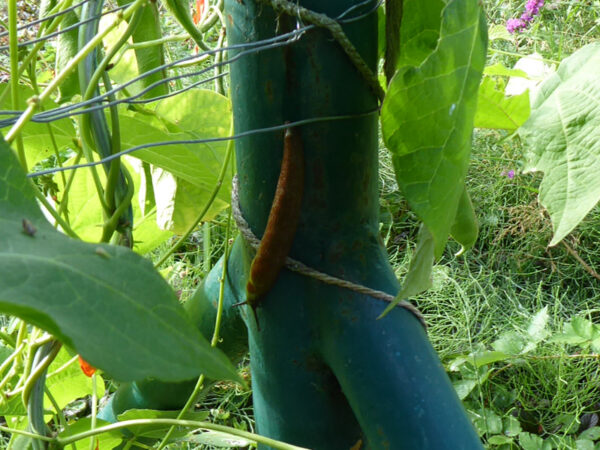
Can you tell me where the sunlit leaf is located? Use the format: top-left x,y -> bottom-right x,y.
381,0 -> 487,257
520,43 -> 600,246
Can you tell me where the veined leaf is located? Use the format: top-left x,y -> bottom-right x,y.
0,84 -> 76,167
0,137 -> 240,383
379,225 -> 433,318
474,76 -> 530,131
118,89 -> 232,224
520,43 -> 600,246
381,0 -> 487,258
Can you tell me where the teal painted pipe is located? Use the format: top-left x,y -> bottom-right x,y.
101,0 -> 483,448
223,0 -> 483,448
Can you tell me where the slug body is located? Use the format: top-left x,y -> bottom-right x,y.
245,126 -> 304,315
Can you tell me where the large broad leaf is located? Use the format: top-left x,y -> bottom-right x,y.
0,137 -> 240,383
381,0 -> 487,258
0,84 -> 76,167
474,76 -> 530,131
53,156 -> 172,254
118,89 -> 231,224
520,43 -> 600,246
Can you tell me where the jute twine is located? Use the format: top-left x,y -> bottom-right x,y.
231,175 -> 426,329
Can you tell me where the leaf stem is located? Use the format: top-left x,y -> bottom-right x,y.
7,0 -> 27,169
58,419 -> 309,449
0,425 -> 55,443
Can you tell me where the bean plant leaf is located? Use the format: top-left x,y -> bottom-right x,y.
0,84 -> 76,166
380,225 -> 434,317
450,187 -> 478,254
118,89 -> 231,224
381,0 -> 487,258
474,76 -> 530,131
53,156 -> 172,254
520,43 -> 600,246
0,138 -> 240,383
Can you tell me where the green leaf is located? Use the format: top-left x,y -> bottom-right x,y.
396,0 -> 444,68
152,170 -> 228,235
453,378 -> 478,400
0,394 -> 27,416
484,63 -> 529,79
503,415 -> 522,437
581,428 -> 600,443
520,43 -> 600,246
0,138 -> 240,383
487,435 -> 514,445
378,225 -> 433,318
572,316 -> 595,340
474,76 -> 530,131
54,156 -> 172,253
381,0 -> 487,258
580,427 -> 600,441
527,306 -> 550,343
551,321 -> 592,346
488,24 -> 512,42
450,186 -> 479,254
492,331 -> 525,355
472,351 -> 509,368
473,409 -> 503,435
519,432 -> 545,450
577,440 -> 596,450
118,89 -> 232,225
58,418 -> 123,449
0,84 -> 76,167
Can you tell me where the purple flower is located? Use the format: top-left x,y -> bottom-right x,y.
526,0 -> 545,14
502,170 -> 516,179
507,18 -> 525,33
507,0 -> 545,33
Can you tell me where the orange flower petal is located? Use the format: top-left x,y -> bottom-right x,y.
78,355 -> 97,377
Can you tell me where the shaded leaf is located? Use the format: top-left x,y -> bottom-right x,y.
53,156 -> 172,254
472,350 -> 509,368
45,347 -> 105,411
0,138 -> 240,383
379,225 -> 433,317
580,427 -> 600,441
450,186 -> 479,254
